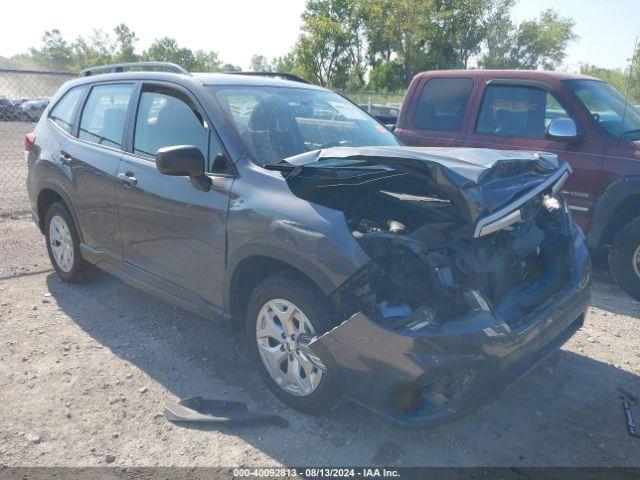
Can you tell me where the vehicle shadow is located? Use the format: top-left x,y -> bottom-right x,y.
590,277 -> 640,320
46,271 -> 640,466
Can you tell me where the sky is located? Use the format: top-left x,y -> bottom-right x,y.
0,0 -> 638,71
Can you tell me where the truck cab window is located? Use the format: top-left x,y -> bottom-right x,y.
413,78 -> 473,131
476,85 -> 569,139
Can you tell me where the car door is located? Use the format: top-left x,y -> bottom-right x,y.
463,80 -> 603,231
396,77 -> 475,147
61,82 -> 136,259
116,82 -> 233,306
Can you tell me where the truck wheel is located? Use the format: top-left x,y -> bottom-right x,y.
246,271 -> 340,414
609,217 -> 640,301
44,202 -> 94,283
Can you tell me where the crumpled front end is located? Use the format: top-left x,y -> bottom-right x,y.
280,147 -> 591,425
305,224 -> 590,426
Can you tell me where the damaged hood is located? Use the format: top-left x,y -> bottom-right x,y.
282,146 -> 569,232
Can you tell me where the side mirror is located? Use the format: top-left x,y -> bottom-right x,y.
155,145 -> 211,192
546,117 -> 580,142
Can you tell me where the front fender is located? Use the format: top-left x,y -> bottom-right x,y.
223,160 -> 371,312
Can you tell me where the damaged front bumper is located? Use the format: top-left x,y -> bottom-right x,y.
307,226 -> 591,427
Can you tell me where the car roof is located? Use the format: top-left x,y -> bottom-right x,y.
192,72 -> 326,90
416,69 -> 599,82
60,70 -> 326,92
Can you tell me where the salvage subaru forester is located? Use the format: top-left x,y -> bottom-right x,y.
26,62 -> 591,426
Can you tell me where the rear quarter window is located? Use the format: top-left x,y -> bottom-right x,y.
79,83 -> 135,149
49,87 -> 83,133
413,78 -> 473,131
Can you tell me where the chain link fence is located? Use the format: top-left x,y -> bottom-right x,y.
0,69 -> 405,216
0,68 -> 75,215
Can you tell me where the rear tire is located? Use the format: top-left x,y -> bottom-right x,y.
609,217 -> 640,301
245,271 -> 340,414
44,202 -> 94,283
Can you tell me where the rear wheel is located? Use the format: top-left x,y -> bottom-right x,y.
44,202 -> 94,283
609,217 -> 640,300
245,271 -> 340,414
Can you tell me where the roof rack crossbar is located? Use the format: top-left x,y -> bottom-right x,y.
79,62 -> 190,77
228,71 -> 310,84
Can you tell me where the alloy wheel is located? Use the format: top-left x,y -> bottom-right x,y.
49,215 -> 74,273
255,298 -> 323,397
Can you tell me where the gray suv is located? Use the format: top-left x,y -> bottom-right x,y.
26,62 -> 591,426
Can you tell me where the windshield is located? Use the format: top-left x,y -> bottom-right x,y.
208,86 -> 400,165
566,79 -> 640,141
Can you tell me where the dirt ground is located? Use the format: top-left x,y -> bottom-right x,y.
1,213 -> 639,467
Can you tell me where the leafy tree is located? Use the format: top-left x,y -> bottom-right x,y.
479,9 -> 577,69
194,50 -> 222,71
250,54 -> 273,72
292,0 -> 367,88
362,0 -> 432,87
144,37 -> 196,69
31,29 -> 73,70
220,63 -> 242,72
581,45 -> 640,104
272,52 -> 297,73
362,0 -> 514,89
68,29 -> 116,70
428,0 -> 515,69
367,59 -> 404,91
114,24 -> 138,62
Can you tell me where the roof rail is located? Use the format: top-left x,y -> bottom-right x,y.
228,71 -> 310,84
79,62 -> 190,77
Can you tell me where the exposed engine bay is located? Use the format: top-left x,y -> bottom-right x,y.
277,147 -> 574,328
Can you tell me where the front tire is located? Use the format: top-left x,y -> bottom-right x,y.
245,271 -> 340,414
44,202 -> 94,283
609,217 -> 640,301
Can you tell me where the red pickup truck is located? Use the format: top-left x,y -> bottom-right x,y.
394,70 -> 640,300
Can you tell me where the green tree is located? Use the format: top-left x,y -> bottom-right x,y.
144,37 -> 196,69
194,50 -> 222,71
114,24 -> 138,63
292,0 -> 367,88
31,29 -> 73,70
362,0 -> 432,87
250,54 -> 273,72
272,52 -> 297,73
428,0 -> 515,69
362,0 -> 514,89
221,63 -> 242,72
480,9 -> 577,69
581,44 -> 640,104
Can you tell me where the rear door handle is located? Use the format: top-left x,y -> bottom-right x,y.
59,150 -> 73,165
118,171 -> 138,186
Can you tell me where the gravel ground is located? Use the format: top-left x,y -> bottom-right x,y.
1,214 -> 639,467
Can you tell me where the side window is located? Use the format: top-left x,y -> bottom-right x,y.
133,88 -> 208,160
79,84 -> 134,149
476,85 -> 569,138
413,78 -> 473,131
49,87 -> 83,134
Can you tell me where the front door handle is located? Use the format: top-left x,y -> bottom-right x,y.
59,150 -> 73,165
118,171 -> 138,186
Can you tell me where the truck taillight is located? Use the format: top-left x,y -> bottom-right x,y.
25,132 -> 36,152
